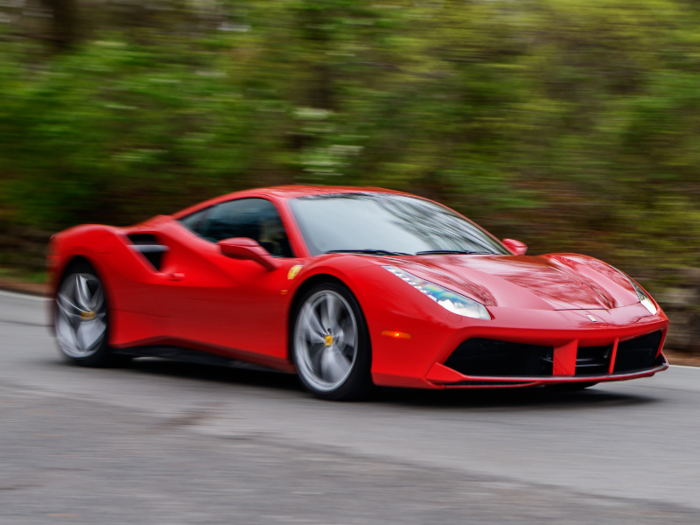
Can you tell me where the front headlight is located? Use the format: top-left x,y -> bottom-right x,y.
612,267 -> 657,315
383,266 -> 491,320
628,279 -> 658,315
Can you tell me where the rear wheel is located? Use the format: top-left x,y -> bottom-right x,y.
54,261 -> 125,367
292,281 -> 372,401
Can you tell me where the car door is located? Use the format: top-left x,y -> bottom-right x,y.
163,198 -> 302,363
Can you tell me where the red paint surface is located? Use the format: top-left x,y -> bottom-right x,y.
553,340 -> 578,376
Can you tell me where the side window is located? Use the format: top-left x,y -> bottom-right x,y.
199,198 -> 294,258
179,208 -> 209,236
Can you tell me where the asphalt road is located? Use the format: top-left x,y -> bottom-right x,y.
2,290 -> 700,524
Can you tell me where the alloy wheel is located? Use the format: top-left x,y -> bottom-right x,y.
294,290 -> 358,393
55,273 -> 107,359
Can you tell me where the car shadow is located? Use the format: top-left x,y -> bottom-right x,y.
123,357 -> 304,393
373,383 -> 659,411
107,357 -> 658,411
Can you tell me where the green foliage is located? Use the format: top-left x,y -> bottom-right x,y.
1,0 -> 700,290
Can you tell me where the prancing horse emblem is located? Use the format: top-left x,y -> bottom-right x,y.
587,314 -> 597,322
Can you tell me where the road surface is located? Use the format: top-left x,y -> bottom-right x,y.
1,290 -> 699,524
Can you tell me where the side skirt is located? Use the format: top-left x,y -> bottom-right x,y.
113,345 -> 289,374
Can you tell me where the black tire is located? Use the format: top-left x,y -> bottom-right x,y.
54,260 -> 129,368
291,280 -> 373,401
545,382 -> 598,392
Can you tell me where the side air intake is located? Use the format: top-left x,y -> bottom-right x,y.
127,233 -> 169,271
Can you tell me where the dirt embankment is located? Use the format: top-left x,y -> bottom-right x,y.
0,279 -> 47,297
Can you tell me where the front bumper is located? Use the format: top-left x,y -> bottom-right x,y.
366,299 -> 669,389
427,354 -> 669,389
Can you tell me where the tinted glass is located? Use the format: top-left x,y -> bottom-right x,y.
180,198 -> 293,258
179,208 -> 209,235
290,193 -> 508,256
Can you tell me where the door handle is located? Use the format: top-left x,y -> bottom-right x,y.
167,272 -> 185,281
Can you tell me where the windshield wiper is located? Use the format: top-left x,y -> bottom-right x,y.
325,249 -> 410,256
415,250 -> 489,255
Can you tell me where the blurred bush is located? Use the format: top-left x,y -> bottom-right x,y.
1,0 -> 700,348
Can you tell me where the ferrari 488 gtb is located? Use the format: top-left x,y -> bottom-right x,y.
48,186 -> 668,400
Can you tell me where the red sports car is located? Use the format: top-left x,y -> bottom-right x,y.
48,186 -> 669,400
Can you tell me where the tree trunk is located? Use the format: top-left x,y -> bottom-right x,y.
39,0 -> 79,50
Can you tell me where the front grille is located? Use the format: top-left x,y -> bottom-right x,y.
576,345 -> 613,376
444,338 -> 554,377
613,331 -> 663,374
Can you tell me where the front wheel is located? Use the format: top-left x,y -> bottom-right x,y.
292,281 -> 372,401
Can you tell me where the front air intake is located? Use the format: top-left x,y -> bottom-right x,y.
444,338 -> 554,377
576,345 -> 613,376
613,331 -> 663,374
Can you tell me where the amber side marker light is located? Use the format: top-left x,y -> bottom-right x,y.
381,330 -> 412,339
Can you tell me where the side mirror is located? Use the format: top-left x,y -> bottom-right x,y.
218,238 -> 280,271
502,238 -> 527,256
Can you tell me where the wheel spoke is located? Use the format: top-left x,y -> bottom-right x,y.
320,348 -> 351,384
324,293 -> 341,333
307,344 -> 325,376
76,319 -> 106,353
76,275 -> 92,311
57,278 -> 83,312
320,294 -> 330,332
301,303 -> 326,343
337,317 -> 355,352
305,330 -> 325,346
89,286 -> 104,312
56,311 -> 79,350
57,293 -> 81,321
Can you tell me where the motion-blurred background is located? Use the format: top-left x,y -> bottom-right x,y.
1,0 -> 699,351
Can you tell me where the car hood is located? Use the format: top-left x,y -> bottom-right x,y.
382,253 -> 640,311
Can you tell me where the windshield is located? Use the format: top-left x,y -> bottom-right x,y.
290,193 -> 509,256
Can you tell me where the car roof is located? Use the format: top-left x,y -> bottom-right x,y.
260,185 -> 408,199
171,185 -> 410,219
